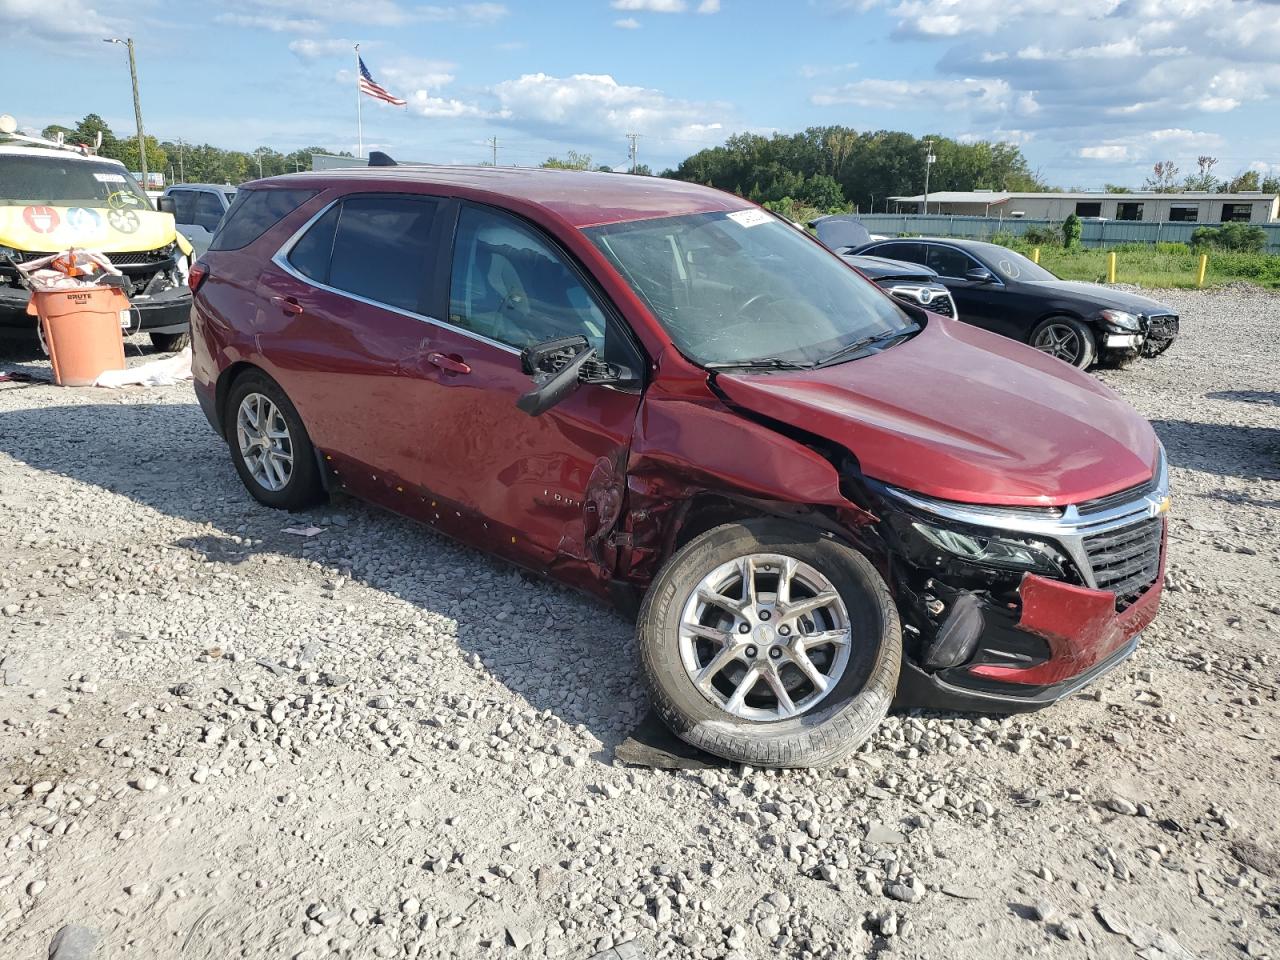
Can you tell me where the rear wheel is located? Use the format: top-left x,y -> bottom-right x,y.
225,372 -> 325,510
637,519 -> 900,768
1030,316 -> 1096,369
149,331 -> 190,352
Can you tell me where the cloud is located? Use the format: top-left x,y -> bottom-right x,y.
490,72 -> 729,144
1079,127 -> 1223,162
611,0 -> 687,10
614,16 -> 641,27
813,77 -> 1040,117
289,37 -> 354,60
697,0 -> 721,11
1,0 -> 112,39
799,62 -> 859,79
215,0 -> 507,28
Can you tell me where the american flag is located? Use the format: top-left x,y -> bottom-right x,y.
358,56 -> 407,106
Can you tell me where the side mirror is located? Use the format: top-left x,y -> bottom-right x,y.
965,266 -> 996,283
156,196 -> 176,215
516,335 -> 635,416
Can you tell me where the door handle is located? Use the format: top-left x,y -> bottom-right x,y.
427,352 -> 471,375
271,295 -> 303,316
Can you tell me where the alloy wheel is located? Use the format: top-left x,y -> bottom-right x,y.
1033,323 -> 1083,364
678,553 -> 852,722
236,392 -> 294,492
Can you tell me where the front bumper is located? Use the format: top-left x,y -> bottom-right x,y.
895,560 -> 1161,711
0,283 -> 191,334
874,462 -> 1169,713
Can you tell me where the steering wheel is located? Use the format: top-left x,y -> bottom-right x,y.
737,291 -> 782,316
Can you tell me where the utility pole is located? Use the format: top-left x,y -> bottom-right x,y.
922,139 -> 936,216
487,136 -> 498,166
256,151 -> 263,179
176,137 -> 185,182
625,132 -> 640,174
104,37 -> 148,187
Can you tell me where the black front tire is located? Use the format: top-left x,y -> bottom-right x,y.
1030,316 -> 1097,369
225,371 -> 326,511
149,330 -> 190,352
637,519 -> 901,768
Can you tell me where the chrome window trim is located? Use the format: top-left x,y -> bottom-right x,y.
880,447 -> 1168,589
270,197 -> 521,358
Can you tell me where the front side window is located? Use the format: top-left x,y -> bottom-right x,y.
449,205 -> 611,352
194,191 -> 226,231
925,245 -> 979,279
587,210 -> 911,367
0,155 -> 148,208
169,190 -> 194,225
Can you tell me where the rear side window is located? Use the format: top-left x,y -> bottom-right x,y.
875,242 -> 924,264
210,187 -> 317,251
285,195 -> 438,313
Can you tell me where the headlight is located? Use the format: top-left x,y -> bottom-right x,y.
910,521 -> 1067,576
1100,309 -> 1140,332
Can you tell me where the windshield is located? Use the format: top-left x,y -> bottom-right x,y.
586,210 -> 912,367
0,154 -> 151,209
990,247 -> 1057,282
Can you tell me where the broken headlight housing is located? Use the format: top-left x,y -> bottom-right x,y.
1100,309 -> 1140,332
910,520 -> 1067,577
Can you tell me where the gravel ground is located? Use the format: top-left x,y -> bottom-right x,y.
2,287 -> 1278,960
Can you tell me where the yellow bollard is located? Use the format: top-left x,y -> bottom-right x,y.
1106,251 -> 1117,284
1196,253 -> 1208,287
1031,247 -> 1040,264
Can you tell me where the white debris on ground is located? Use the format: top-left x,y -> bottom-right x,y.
1,287 -> 1278,960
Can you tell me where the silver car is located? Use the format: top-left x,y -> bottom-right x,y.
163,183 -> 235,255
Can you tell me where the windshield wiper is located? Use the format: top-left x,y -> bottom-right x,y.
815,324 -> 919,368
704,357 -> 814,372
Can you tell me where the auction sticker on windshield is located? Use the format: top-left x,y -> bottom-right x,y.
727,208 -> 772,228
93,172 -> 128,183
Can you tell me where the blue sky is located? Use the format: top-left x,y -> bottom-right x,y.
6,0 -> 1279,189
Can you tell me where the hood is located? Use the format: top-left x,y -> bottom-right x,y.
0,204 -> 178,254
715,318 -> 1159,507
812,214 -> 871,252
1025,279 -> 1175,315
844,254 -> 938,282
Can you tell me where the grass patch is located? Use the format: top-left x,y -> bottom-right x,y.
993,240 -> 1280,289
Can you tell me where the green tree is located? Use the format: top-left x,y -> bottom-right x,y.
1062,213 -> 1082,249
542,150 -> 592,170
1142,160 -> 1180,192
1103,184 -> 1133,193
1222,170 -> 1260,193
1183,156 -> 1219,192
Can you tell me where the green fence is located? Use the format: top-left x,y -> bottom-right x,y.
857,214 -> 1280,253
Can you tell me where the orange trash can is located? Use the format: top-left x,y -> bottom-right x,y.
25,286 -> 129,387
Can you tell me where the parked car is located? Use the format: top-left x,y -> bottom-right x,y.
163,183 -> 235,256
190,167 -> 1169,767
0,131 -> 194,351
810,215 -> 957,318
852,234 -> 1180,368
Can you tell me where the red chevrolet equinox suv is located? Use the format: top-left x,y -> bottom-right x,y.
190,162 -> 1169,767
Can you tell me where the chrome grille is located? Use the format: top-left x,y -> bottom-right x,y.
1083,516 -> 1163,610
927,294 -> 955,318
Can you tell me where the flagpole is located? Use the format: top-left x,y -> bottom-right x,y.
354,43 -> 364,159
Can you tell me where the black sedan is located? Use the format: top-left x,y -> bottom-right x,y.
852,236 -> 1180,368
